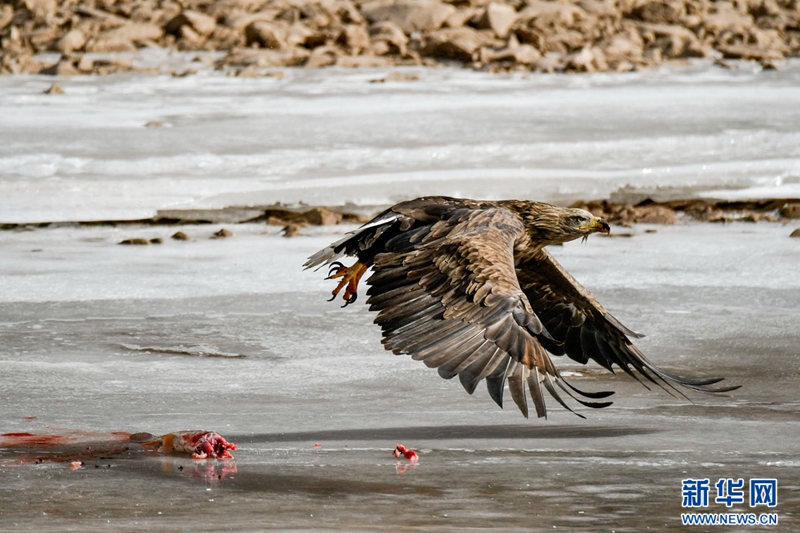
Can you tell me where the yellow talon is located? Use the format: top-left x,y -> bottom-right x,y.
326,261 -> 368,307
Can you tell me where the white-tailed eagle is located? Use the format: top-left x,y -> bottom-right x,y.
305,196 -> 738,418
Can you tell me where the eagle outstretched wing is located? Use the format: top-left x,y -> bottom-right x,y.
516,249 -> 739,396
365,204 -> 612,418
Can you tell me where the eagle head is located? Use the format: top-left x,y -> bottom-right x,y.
525,205 -> 611,246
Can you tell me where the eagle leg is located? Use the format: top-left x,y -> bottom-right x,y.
326,261 -> 368,307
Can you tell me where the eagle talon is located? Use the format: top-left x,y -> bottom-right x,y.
325,261 -> 367,305
341,292 -> 358,307
326,261 -> 346,280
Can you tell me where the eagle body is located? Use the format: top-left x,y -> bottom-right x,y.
306,196 -> 736,418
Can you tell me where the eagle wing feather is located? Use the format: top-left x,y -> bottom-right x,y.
517,249 -> 739,394
366,203 -> 610,418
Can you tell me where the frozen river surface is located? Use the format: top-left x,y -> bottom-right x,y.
1,61 -> 800,223
0,222 -> 798,531
0,63 -> 799,531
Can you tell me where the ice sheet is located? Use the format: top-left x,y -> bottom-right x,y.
0,223 -> 798,531
2,61 -> 800,223
1,60 -> 799,531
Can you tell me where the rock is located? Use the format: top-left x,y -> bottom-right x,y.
342,212 -> 372,224
3,0 -> 800,76
3,53 -> 44,75
177,25 -> 204,48
90,57 -> 135,75
738,213 -> 773,223
752,28 -> 789,54
305,46 -> 339,68
632,0 -> 686,25
369,21 -> 409,56
302,207 -> 343,225
106,23 -> 163,43
337,1 -> 366,25
509,44 -> 542,65
683,203 -> 727,222
637,23 -> 705,58
361,0 -> 456,34
570,199 -> 679,225
779,202 -> 800,219
340,24 -> 370,55
534,54 -> 566,73
224,0 -> 272,10
599,232 -> 635,237
480,41 -> 541,65
265,216 -> 287,225
0,5 -> 13,31
577,0 -> 621,19
718,43 -> 783,61
285,23 -> 316,48
477,3 -> 518,39
171,231 -> 190,241
40,59 -> 79,76
245,21 -> 287,49
150,237 -> 164,244
55,29 -> 87,54
166,10 -> 218,38
261,206 -> 345,225
145,120 -> 164,127
43,82 -> 64,94
211,228 -> 233,239
232,65 -> 260,77
119,238 -> 151,245
157,208 -> 269,225
223,10 -> 280,31
601,32 -> 645,65
23,0 -> 57,21
282,224 -> 302,237
370,40 -> 391,56
192,55 -> 217,66
29,24 -> 62,50
516,1 -> 587,28
75,55 -> 95,73
231,65 -> 288,77
760,59 -> 782,71
790,228 -> 800,238
567,46 -> 608,72
370,71 -> 421,82
244,20 -> 316,50
423,27 -> 493,61
88,23 -> 162,53
633,204 -> 678,224
223,48 -> 309,68
336,55 -> 394,67
445,8 -> 481,29
702,4 -> 754,39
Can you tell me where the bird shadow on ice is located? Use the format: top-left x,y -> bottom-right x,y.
235,424 -> 660,444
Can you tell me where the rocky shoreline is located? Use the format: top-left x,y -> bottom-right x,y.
3,0 -> 799,76
2,199 -> 799,239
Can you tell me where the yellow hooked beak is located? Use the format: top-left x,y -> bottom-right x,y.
579,217 -> 611,234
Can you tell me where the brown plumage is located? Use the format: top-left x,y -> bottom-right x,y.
305,196 -> 738,418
